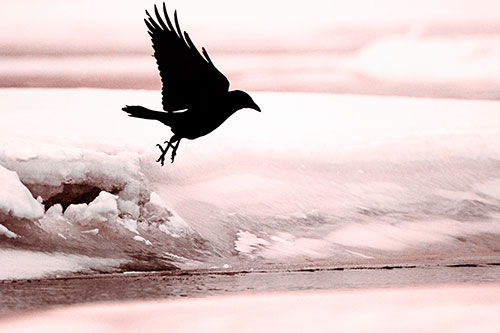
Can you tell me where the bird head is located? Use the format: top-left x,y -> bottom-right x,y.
229,90 -> 261,112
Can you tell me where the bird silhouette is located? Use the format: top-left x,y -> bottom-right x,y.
122,3 -> 261,165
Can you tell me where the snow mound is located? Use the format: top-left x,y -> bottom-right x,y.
0,165 -> 43,220
0,95 -> 202,277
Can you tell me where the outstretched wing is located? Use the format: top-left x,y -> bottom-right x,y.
145,3 -> 230,112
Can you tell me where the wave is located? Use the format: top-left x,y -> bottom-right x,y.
1,89 -> 500,279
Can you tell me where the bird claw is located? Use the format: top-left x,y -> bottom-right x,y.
156,143 -> 169,166
156,156 -> 165,166
155,140 -> 179,165
156,152 -> 166,166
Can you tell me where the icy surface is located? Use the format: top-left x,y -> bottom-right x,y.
2,89 -> 500,279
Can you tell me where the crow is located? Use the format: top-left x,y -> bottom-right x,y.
122,3 -> 261,165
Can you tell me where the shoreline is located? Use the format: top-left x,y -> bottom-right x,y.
1,262 -> 499,319
2,284 -> 500,332
3,255 -> 500,283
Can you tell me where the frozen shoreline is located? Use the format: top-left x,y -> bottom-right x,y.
1,284 -> 500,332
2,88 -> 500,280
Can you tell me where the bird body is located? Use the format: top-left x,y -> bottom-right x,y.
125,90 -> 257,140
122,3 -> 260,165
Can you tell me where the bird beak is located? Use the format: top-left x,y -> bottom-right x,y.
251,103 -> 261,112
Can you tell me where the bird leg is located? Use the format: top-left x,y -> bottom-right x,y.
156,140 -> 173,166
170,139 -> 181,163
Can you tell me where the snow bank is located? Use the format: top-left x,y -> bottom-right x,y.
1,285 -> 499,332
0,89 -> 206,277
0,165 -> 43,220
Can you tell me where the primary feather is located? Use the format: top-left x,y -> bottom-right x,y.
145,3 -> 230,112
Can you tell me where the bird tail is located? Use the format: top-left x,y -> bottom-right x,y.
122,105 -> 168,122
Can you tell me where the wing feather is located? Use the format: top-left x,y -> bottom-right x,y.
145,3 -> 230,112
202,47 -> 214,65
173,11 -> 184,42
154,6 -> 168,31
162,3 -> 176,33
184,32 -> 205,60
145,11 -> 161,30
144,18 -> 155,33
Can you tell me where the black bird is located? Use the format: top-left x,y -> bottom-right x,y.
122,3 -> 261,165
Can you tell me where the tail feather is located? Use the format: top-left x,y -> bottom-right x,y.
122,105 -> 168,122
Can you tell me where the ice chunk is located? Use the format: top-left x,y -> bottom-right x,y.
149,192 -> 190,232
117,199 -> 140,219
64,204 -> 88,222
0,165 -> 43,220
149,192 -> 166,207
85,191 -> 119,222
118,218 -> 139,234
81,229 -> 99,235
0,224 -> 18,238
133,235 -> 152,246
158,224 -> 181,238
64,191 -> 119,225
46,203 -> 64,217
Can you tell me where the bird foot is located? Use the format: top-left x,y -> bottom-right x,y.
170,147 -> 178,163
156,141 -> 171,166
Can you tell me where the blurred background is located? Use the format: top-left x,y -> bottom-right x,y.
1,0 -> 500,99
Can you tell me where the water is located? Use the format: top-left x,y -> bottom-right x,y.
1,264 -> 500,318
